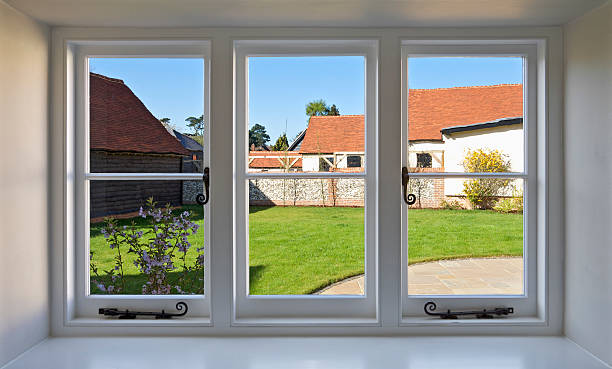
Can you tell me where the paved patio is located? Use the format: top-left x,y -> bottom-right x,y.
317,257 -> 523,295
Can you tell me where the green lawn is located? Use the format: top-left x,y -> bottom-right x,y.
90,206 -> 523,295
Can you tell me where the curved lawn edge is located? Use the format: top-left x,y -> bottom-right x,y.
310,255 -> 524,294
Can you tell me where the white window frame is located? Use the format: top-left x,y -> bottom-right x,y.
71,41 -> 212,322
400,40 -> 544,322
233,40 -> 379,324
52,28 -> 562,335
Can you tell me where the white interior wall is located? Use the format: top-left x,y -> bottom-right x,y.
0,1 -> 50,366
563,1 -> 612,366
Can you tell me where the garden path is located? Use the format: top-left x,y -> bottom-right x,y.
316,257 -> 523,295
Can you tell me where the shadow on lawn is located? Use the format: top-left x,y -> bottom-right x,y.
90,269 -> 204,295
249,205 -> 273,214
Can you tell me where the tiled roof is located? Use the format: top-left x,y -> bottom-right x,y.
173,131 -> 203,152
299,84 -> 523,153
90,73 -> 190,156
299,115 -> 365,154
408,84 -> 523,141
249,151 -> 302,169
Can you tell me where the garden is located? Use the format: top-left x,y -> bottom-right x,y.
90,202 -> 523,295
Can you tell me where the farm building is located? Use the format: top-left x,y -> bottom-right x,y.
284,84 -> 523,207
89,72 -> 190,218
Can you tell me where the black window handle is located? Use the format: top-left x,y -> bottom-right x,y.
402,167 -> 416,205
196,167 -> 210,205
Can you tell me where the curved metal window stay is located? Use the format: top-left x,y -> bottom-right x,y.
196,167 -> 210,205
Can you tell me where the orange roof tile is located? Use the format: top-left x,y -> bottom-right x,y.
299,84 -> 523,153
299,115 -> 365,154
408,84 -> 523,141
90,73 -> 190,156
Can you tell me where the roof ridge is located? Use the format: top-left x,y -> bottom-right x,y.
90,72 -> 124,84
410,83 -> 522,92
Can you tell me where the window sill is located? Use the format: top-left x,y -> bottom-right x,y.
4,337 -> 609,369
66,317 -> 212,327
400,316 -> 546,326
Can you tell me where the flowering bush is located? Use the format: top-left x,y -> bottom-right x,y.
462,149 -> 512,209
90,198 -> 203,295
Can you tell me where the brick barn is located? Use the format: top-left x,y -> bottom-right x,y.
89,72 -> 190,218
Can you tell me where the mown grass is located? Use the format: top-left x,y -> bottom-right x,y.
90,206 -> 522,295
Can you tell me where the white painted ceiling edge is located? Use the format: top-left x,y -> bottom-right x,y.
4,0 -> 609,27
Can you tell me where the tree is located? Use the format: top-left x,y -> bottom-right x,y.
462,148 -> 512,209
159,117 -> 171,124
271,133 -> 289,151
185,115 -> 204,136
306,99 -> 329,118
248,123 -> 270,148
327,104 -> 340,116
305,100 -> 341,119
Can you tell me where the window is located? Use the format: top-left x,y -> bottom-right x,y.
319,156 -> 334,171
234,40 -> 378,322
71,41 -> 211,319
57,32 -> 556,332
347,155 -> 362,168
401,41 -> 539,320
416,153 -> 432,168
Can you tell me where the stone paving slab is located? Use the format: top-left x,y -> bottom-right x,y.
317,257 -> 523,295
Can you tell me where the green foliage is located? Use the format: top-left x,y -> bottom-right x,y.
327,104 -> 340,116
271,133 -> 289,151
305,99 -> 340,119
439,199 -> 464,210
493,186 -> 524,213
305,99 -> 328,117
185,115 -> 204,136
248,123 -> 270,148
90,199 -> 203,295
462,149 -> 512,209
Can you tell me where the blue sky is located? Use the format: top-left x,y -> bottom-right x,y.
89,56 -> 522,143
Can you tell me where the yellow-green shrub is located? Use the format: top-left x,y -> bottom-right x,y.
462,149 -> 511,209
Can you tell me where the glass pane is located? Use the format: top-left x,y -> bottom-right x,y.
89,180 -> 205,295
407,178 -> 524,295
407,57 -> 524,173
248,178 -> 365,295
89,58 -> 204,173
246,56 -> 365,173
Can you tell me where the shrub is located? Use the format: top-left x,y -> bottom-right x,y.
439,199 -> 464,210
462,149 -> 512,209
90,198 -> 203,295
493,186 -> 524,213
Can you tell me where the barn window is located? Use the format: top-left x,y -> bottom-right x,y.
347,155 -> 362,167
319,156 -> 335,171
416,153 -> 432,168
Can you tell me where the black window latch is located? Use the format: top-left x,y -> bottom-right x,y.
99,301 -> 188,319
424,301 -> 514,319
